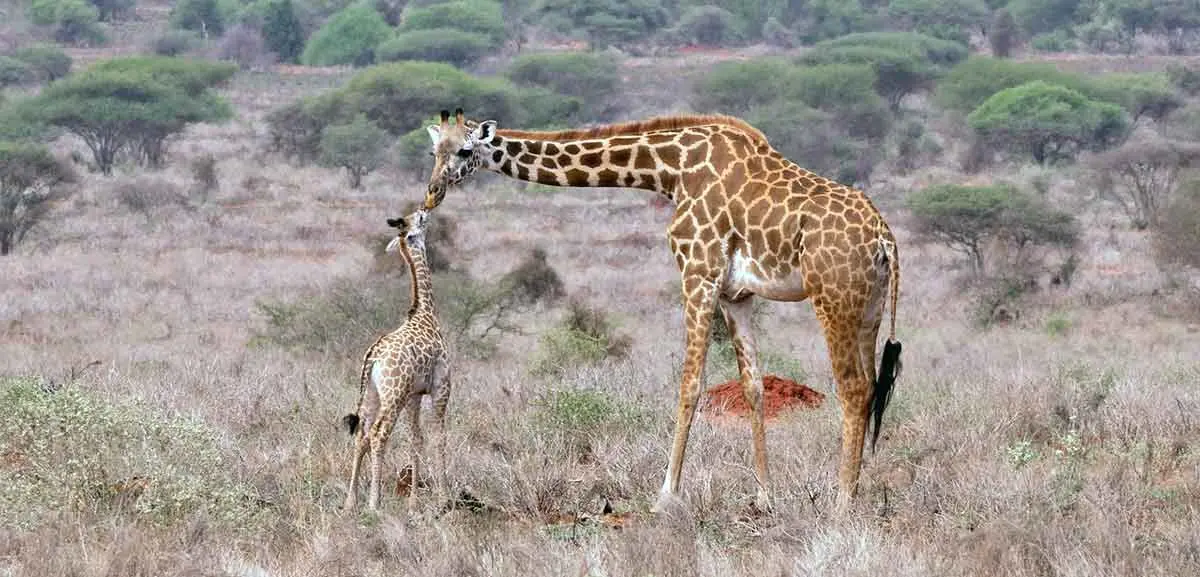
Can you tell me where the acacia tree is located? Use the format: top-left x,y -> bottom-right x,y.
318,115 -> 389,188
1087,137 -> 1200,229
0,142 -> 75,255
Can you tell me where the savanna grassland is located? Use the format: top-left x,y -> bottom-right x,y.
2,1 -> 1200,576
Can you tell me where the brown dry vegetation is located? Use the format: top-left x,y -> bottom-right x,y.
2,14 -> 1200,577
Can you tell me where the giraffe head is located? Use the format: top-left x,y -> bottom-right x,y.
424,107 -> 496,209
385,208 -> 431,254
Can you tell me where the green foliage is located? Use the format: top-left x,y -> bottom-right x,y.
798,44 -> 934,110
28,0 -> 107,46
886,0 -> 989,44
513,86 -> 582,128
1090,73 -> 1183,125
967,81 -> 1128,164
533,387 -> 651,436
265,92 -> 351,162
0,58 -> 34,88
300,3 -> 392,67
0,142 -> 74,256
399,0 -> 506,43
342,61 -> 517,135
261,0 -> 306,63
27,58 -> 235,173
690,58 -> 795,115
318,114 -> 390,188
152,30 -> 202,56
1166,63 -> 1200,96
667,5 -> 745,46
1008,0 -> 1086,37
906,183 -> 1079,274
376,28 -> 492,68
498,247 -> 566,306
795,0 -> 879,43
531,301 -> 632,378
937,56 -> 1083,112
811,31 -> 969,69
505,52 -> 619,121
8,44 -> 72,82
534,0 -> 670,49
90,0 -> 136,22
170,0 -> 226,37
1030,30 -> 1078,52
744,102 -> 871,184
252,277 -> 407,357
0,378 -> 268,530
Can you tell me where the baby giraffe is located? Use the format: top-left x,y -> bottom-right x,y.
343,208 -> 451,512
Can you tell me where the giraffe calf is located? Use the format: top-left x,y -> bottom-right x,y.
343,209 -> 451,512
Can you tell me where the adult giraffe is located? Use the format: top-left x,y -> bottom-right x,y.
424,109 -> 903,514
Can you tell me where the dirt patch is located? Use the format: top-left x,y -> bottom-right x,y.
703,374 -> 825,421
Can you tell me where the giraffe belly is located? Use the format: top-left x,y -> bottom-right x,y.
723,249 -> 808,302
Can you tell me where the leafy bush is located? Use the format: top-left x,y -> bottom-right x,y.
0,57 -> 34,88
340,61 -> 518,135
265,92 -> 351,162
886,0 -> 989,44
531,301 -> 632,378
219,22 -> 275,70
170,0 -> 226,37
0,142 -> 74,256
0,378 -> 268,530
253,277 -> 409,357
498,247 -> 565,306
505,52 -> 619,122
533,387 -> 651,437
318,114 -> 390,188
691,58 -> 796,115
1087,137 -> 1200,230
91,0 -> 135,22
798,44 -> 934,110
28,0 -> 107,45
1029,30 -> 1078,53
513,86 -> 583,128
936,56 -> 1090,112
399,0 -> 506,43
761,16 -> 797,48
1167,63 -> 1200,96
744,102 -> 871,184
1090,73 -> 1183,125
813,31 -> 968,69
1008,0 -> 1087,38
989,8 -> 1017,58
151,29 -> 201,56
906,183 -> 1079,274
967,81 -> 1128,164
300,3 -> 392,67
533,0 -> 670,49
666,5 -> 745,46
261,0 -> 306,63
8,44 -> 72,82
1153,179 -> 1200,271
375,28 -> 492,68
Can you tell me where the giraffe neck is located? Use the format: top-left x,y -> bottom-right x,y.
400,241 -> 435,316
483,132 -> 691,197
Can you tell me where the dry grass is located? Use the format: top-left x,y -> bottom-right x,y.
1,46 -> 1199,577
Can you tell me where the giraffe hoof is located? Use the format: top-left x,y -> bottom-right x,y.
649,492 -> 685,515
753,491 -> 774,515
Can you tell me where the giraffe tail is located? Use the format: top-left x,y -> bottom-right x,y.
871,237 -> 902,453
344,335 -> 385,436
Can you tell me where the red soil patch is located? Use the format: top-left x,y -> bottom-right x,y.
703,374 -> 825,421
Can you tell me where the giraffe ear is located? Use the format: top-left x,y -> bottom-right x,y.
471,120 -> 497,144
426,125 -> 441,145
387,216 -> 406,228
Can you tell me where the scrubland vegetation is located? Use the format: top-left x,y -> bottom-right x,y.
1,0 -> 1198,575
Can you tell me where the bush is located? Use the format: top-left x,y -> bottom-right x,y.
1153,179 -> 1200,271
170,0 -> 226,37
261,0 -> 306,63
513,86 -> 583,128
762,16 -> 797,48
499,247 -> 565,306
813,31 -> 969,69
967,81 -> 1127,164
341,61 -> 518,135
219,23 -> 276,70
1029,30 -> 1078,53
989,8 -> 1016,58
28,0 -> 107,46
399,0 -> 506,43
253,277 -> 409,357
375,28 -> 492,68
0,142 -> 75,256
265,92 -> 351,162
533,387 -> 650,437
533,0 -> 670,49
300,3 -> 392,67
666,5 -> 745,46
798,44 -> 935,110
744,102 -> 871,184
8,44 -> 72,82
151,29 -> 201,56
1008,0 -> 1087,38
936,56 -> 1089,112
1087,137 -> 1200,230
190,152 -> 219,201
318,114 -> 390,188
91,0 -> 135,22
1090,73 -> 1183,125
0,378 -> 267,530
531,301 -> 632,378
906,183 -> 1079,274
886,0 -> 989,44
505,52 -> 620,121
1167,63 -> 1200,96
0,57 -> 34,88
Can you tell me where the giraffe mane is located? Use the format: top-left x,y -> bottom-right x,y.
494,114 -> 769,145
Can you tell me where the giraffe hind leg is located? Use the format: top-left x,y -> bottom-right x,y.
344,364 -> 382,510
719,295 -> 771,512
813,296 -> 873,514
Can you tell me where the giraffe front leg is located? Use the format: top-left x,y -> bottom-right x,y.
720,296 -> 772,513
367,408 -> 398,511
652,273 -> 718,514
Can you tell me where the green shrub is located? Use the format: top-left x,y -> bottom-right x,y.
318,114 -> 390,188
886,0 -> 989,44
265,92 -> 352,162
341,61 -> 518,135
505,51 -> 619,121
967,81 -> 1128,164
513,86 -> 582,128
531,301 -> 632,378
0,57 -> 34,88
375,28 -> 492,68
261,0 -> 306,63
170,0 -> 226,37
498,247 -> 565,306
794,0 -> 880,43
744,102 -> 869,184
762,16 -> 797,48
28,0 -> 107,45
1167,63 -> 1200,96
253,277 -> 408,357
150,30 -> 201,56
1008,0 -> 1088,38
798,44 -> 934,110
533,387 -> 651,435
301,3 -> 392,67
1090,73 -> 1183,125
813,31 -> 969,68
936,56 -> 1090,112
91,0 -> 135,22
906,183 -> 1079,274
691,58 -> 796,115
533,0 -> 670,49
399,0 -> 506,43
667,5 -> 745,46
0,378 -> 267,530
9,44 -> 72,82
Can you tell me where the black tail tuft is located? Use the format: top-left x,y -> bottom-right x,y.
871,339 -> 903,453
342,414 -> 360,435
